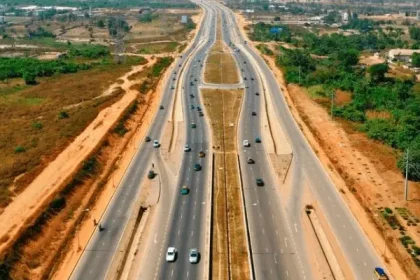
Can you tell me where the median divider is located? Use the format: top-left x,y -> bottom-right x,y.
236,154 -> 256,280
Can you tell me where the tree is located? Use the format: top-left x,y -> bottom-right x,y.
337,49 -> 359,68
368,63 -> 389,82
23,71 -> 37,85
97,19 -> 105,28
397,138 -> 420,181
409,27 -> 420,41
412,53 -> 420,67
273,16 -> 281,22
324,11 -> 340,25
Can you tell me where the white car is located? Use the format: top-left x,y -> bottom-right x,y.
243,140 -> 250,147
184,144 -> 191,152
153,140 -> 160,148
166,247 -> 177,262
189,248 -> 199,264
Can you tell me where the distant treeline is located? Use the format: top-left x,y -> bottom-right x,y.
0,0 -> 196,9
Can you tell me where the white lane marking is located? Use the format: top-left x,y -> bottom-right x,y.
191,231 -> 194,236
284,238 -> 288,247
294,223 -> 298,233
171,269 -> 174,277
154,233 -> 158,244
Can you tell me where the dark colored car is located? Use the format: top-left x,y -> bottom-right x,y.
247,158 -> 255,164
255,137 -> 261,143
160,105 -> 164,110
251,111 -> 257,116
148,170 -> 155,179
199,151 -> 206,158
194,163 -> 202,171
145,136 -> 151,142
256,178 -> 264,186
199,112 -> 204,117
255,92 -> 260,96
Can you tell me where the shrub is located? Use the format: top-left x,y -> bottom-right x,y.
14,146 -> 26,153
58,111 -> 70,119
32,122 -> 43,130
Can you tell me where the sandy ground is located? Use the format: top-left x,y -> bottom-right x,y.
0,58 -> 156,256
235,12 -> 409,280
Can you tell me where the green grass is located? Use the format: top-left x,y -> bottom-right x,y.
307,84 -> 326,98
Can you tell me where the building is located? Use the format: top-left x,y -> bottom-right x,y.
417,11 -> 420,21
388,49 -> 420,64
181,15 -> 189,24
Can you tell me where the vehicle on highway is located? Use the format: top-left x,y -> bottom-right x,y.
145,136 -> 151,142
247,158 -> 255,164
244,77 -> 247,80
191,123 -> 196,128
147,170 -> 155,179
166,247 -> 177,262
255,137 -> 261,143
173,78 -> 176,81
243,140 -> 250,147
199,151 -> 206,158
153,140 -> 160,148
184,144 -> 191,152
160,105 -> 164,110
255,92 -> 259,96
251,77 -> 254,81
196,106 -> 201,111
181,185 -> 190,195
194,163 -> 202,171
190,94 -> 195,98
251,111 -> 257,116
190,105 -> 195,110
256,178 -> 264,186
190,81 -> 194,86
171,86 -> 175,90
189,249 -> 199,264
198,111 -> 204,117
374,267 -> 389,280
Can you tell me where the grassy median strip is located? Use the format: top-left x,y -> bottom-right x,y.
202,89 -> 250,279
204,13 -> 239,85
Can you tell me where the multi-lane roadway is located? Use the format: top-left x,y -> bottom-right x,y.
71,1 -> 387,279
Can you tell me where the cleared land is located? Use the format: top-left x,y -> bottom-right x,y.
204,14 -> 239,85
201,88 -> 249,279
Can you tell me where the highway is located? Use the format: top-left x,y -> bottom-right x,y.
69,3 -> 215,279
217,2 -> 386,280
71,0 -> 386,279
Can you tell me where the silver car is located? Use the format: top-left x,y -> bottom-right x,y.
189,248 -> 199,264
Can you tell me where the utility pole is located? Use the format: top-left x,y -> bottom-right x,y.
298,65 -> 301,84
330,89 -> 334,119
404,148 -> 409,201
